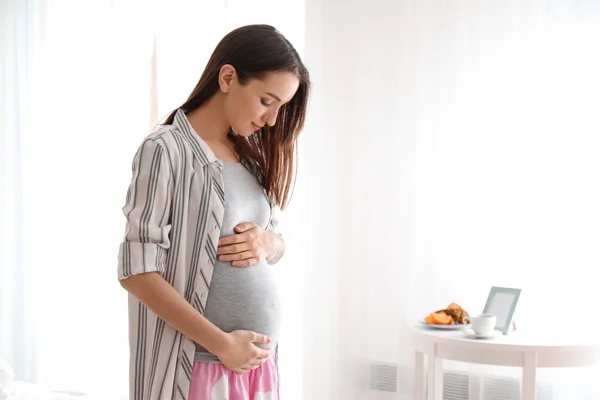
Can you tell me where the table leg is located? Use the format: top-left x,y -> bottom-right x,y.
427,344 -> 443,400
522,352 -> 537,400
412,350 -> 425,400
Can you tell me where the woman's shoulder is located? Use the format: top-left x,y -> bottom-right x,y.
144,123 -> 190,157
145,123 -> 178,145
130,124 -> 186,173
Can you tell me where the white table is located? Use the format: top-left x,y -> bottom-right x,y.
410,324 -> 600,400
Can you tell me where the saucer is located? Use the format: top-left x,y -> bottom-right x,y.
420,321 -> 466,330
463,327 -> 500,339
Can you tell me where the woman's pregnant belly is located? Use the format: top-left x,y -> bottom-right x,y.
197,259 -> 281,357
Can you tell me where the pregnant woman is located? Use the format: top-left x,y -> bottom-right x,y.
116,25 -> 310,400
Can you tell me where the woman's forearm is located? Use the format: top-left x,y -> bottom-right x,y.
120,272 -> 230,355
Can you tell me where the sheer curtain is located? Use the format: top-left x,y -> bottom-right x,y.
300,0 -> 600,399
0,0 -> 36,384
2,0 -> 154,395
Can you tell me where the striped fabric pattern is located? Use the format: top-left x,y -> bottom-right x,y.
117,109 -> 281,400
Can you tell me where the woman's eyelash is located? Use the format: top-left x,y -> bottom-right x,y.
261,98 -> 271,107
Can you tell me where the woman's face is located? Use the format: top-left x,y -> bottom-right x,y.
220,66 -> 300,137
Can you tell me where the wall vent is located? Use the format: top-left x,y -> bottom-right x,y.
368,361 -> 546,400
369,362 -> 397,392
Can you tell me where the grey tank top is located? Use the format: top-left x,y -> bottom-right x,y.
194,162 -> 281,363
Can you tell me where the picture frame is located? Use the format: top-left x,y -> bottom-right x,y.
483,286 -> 521,335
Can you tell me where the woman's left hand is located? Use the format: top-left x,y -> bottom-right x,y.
217,222 -> 275,267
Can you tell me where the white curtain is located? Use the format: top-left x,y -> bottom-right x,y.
299,0 -> 600,399
2,0 -> 155,395
0,0 -> 36,384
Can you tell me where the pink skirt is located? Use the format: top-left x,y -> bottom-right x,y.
188,359 -> 279,400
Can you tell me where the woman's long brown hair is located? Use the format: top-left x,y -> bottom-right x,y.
164,25 -> 310,210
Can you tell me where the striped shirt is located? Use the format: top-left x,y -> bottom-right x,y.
117,109 -> 282,400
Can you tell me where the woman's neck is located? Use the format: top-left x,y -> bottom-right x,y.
186,94 -> 230,144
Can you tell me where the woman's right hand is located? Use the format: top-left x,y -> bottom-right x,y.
215,330 -> 272,373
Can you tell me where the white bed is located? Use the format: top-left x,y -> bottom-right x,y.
1,359 -> 126,400
2,382 -> 127,400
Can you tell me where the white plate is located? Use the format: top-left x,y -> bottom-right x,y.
463,327 -> 501,339
420,321 -> 467,330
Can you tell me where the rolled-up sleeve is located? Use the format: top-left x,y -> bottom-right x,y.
117,139 -> 172,281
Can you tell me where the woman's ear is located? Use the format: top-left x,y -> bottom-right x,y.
218,64 -> 237,93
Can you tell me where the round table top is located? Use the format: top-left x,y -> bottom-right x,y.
410,323 -> 600,353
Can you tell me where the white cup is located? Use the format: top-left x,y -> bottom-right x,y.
465,314 -> 497,336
